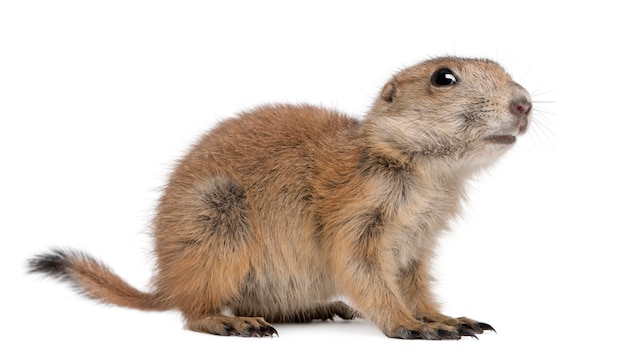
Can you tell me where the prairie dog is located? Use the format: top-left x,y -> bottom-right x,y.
28,57 -> 532,339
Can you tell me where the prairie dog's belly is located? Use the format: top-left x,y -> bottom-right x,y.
223,191 -> 336,320
230,248 -> 338,320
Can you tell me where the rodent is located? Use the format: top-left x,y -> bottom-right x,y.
28,57 -> 532,339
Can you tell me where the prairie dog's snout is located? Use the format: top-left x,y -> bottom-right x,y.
482,85 -> 533,145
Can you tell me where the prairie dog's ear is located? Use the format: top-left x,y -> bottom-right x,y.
381,81 -> 398,103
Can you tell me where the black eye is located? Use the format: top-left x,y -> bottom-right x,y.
431,68 -> 458,86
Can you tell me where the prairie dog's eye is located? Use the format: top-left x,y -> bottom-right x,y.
431,68 -> 458,86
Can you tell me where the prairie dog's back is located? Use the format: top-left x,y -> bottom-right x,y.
162,103 -> 360,221
176,104 -> 357,185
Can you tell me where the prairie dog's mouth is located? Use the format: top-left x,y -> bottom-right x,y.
485,135 -> 516,144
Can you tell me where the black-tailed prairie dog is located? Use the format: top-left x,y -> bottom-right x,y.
29,57 -> 532,339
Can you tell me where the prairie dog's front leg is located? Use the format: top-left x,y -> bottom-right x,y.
331,225 -> 462,340
398,259 -> 495,336
398,259 -> 442,320
337,265 -> 460,338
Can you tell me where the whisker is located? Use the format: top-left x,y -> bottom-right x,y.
531,87 -> 557,98
526,109 -> 556,150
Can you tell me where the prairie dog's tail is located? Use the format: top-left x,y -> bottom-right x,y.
28,249 -> 168,311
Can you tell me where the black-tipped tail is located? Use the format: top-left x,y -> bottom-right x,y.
28,249 -> 72,280
28,248 -> 168,312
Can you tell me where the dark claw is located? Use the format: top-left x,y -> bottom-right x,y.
457,326 -> 479,339
423,330 -> 441,340
478,322 -> 496,333
226,328 -> 238,336
222,322 -> 237,336
460,323 -> 483,334
244,325 -> 278,337
437,329 -> 461,340
393,327 -> 428,339
265,325 -> 279,337
403,330 -> 426,339
258,326 -> 269,333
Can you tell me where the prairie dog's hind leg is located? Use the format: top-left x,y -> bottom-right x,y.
155,175 -> 268,336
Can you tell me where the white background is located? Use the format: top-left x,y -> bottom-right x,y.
1,1 -> 624,355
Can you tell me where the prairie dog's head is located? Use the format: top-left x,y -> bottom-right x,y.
363,57 -> 532,170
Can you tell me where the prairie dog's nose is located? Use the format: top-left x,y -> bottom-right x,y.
509,95 -> 532,133
510,97 -> 532,119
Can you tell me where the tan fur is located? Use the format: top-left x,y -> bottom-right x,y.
28,57 -> 532,339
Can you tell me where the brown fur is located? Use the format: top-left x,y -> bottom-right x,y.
28,57 -> 532,339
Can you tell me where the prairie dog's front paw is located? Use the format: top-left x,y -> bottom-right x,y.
386,322 -> 462,340
449,317 -> 495,334
421,314 -> 495,337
